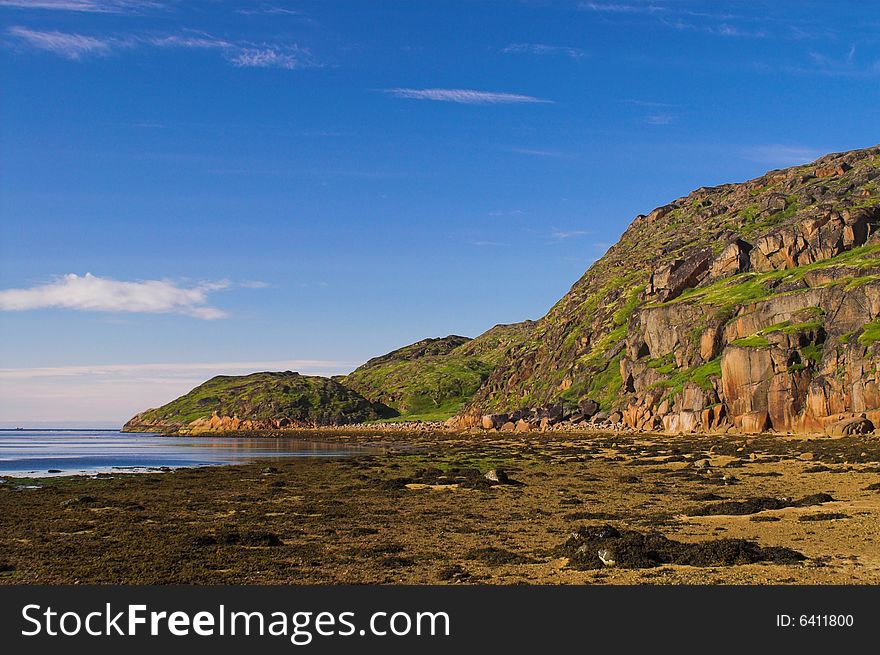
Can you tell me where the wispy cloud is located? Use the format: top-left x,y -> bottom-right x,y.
228,47 -> 304,69
644,113 -> 674,125
507,147 -> 571,158
235,5 -> 300,16
6,25 -> 117,59
6,26 -> 318,69
740,144 -> 823,167
662,19 -> 767,38
551,228 -> 588,240
0,273 -> 239,319
580,1 -> 663,13
487,209 -> 525,217
148,32 -> 318,69
383,88 -> 552,105
0,0 -> 160,12
582,1 -> 770,39
806,45 -> 880,77
625,98 -> 677,108
503,42 -> 585,60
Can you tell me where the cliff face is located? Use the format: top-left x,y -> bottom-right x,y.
457,145 -> 880,435
122,371 -> 393,434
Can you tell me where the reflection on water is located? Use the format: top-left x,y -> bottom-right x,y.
0,429 -> 370,477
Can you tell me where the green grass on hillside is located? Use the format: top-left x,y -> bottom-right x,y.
132,371 -> 390,427
343,323 -> 532,421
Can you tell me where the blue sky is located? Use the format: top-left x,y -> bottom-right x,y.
1,0 -> 878,424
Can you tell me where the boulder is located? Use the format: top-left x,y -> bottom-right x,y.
646,248 -> 713,302
816,163 -> 850,178
578,398 -> 600,418
708,238 -> 752,280
484,468 -> 509,484
826,416 -> 874,436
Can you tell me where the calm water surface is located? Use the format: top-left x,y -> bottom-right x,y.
0,429 -> 369,477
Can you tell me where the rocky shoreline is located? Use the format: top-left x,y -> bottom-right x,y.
124,406 -> 876,439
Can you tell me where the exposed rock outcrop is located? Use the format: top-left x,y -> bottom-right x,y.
459,145 -> 880,435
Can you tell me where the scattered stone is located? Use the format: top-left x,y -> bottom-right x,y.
60,495 -> 97,508
437,564 -> 470,581
484,468 -> 509,484
597,548 -> 617,566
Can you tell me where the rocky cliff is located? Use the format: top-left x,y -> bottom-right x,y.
123,371 -> 393,434
453,145 -> 880,435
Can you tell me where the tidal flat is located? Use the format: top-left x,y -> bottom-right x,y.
2,430 -> 880,585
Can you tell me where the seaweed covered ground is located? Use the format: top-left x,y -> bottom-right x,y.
2,430 -> 880,584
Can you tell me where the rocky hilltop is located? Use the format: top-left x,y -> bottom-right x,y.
126,145 -> 880,437
453,145 -> 880,435
123,371 -> 393,434
123,324 -> 532,433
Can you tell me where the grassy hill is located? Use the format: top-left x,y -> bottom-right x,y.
123,371 -> 393,432
341,323 -> 533,421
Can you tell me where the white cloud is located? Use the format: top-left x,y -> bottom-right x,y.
7,25 -> 115,59
384,88 -> 552,105
580,1 -> 664,13
148,34 -> 231,50
229,47 -> 303,69
625,99 -> 677,108
7,26 -> 317,69
503,43 -> 585,60
235,5 -> 300,16
741,144 -> 823,167
644,113 -> 674,125
663,19 -> 767,38
0,273 -> 233,319
0,0 -> 159,12
487,209 -> 525,217
551,228 -> 588,240
507,147 -> 570,158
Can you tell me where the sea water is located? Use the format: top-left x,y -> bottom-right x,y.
0,429 -> 368,477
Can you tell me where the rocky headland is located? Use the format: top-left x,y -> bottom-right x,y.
125,145 -> 880,438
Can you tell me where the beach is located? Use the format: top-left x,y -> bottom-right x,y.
2,429 -> 879,585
